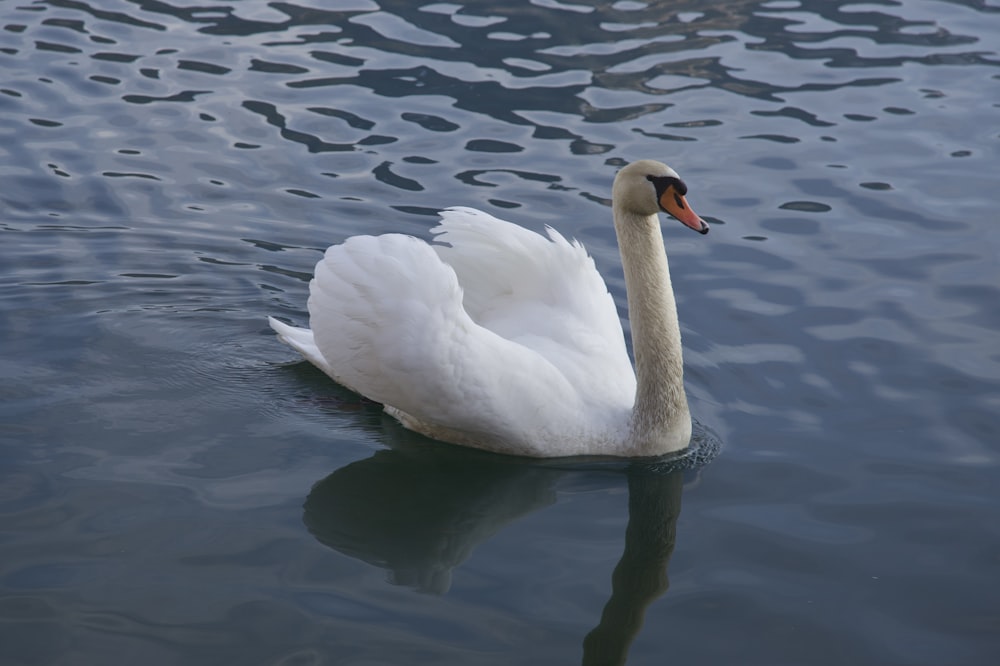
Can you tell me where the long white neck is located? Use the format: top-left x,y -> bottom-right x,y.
614,207 -> 692,456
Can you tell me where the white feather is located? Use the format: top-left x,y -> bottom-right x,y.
270,160 -> 705,457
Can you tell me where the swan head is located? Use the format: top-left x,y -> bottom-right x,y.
613,159 -> 709,234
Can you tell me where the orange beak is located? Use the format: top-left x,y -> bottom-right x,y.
659,186 -> 709,234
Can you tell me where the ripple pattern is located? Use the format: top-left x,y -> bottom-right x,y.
2,1 -> 999,665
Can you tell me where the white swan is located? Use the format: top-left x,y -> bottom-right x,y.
269,159 -> 709,458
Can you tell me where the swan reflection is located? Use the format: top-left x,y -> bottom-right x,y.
582,466 -> 682,666
303,435 -> 708,664
304,445 -> 561,594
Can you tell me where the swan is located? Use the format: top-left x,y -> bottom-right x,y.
269,159 -> 709,458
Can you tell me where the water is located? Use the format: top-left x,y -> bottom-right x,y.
2,0 -> 999,663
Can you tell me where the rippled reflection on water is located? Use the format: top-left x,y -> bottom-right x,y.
2,1 -> 999,664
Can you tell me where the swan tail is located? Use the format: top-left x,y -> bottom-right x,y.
268,316 -> 335,376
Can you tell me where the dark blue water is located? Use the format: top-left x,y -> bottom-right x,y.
2,1 -> 999,664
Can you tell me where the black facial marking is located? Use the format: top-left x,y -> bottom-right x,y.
645,174 -> 688,197
645,175 -> 688,211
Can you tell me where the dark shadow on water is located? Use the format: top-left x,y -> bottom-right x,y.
581,466 -> 683,666
303,413 -> 718,664
304,445 -> 563,594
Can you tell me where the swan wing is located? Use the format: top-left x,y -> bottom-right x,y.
287,234 -> 596,453
431,206 -> 633,392
272,210 -> 637,455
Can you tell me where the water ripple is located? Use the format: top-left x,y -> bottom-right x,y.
2,1 -> 999,663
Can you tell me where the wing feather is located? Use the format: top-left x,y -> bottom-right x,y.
272,209 -> 636,455
432,207 -> 633,393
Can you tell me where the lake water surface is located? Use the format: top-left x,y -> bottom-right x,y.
2,1 -> 999,664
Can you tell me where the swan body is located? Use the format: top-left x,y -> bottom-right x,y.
269,159 -> 709,458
